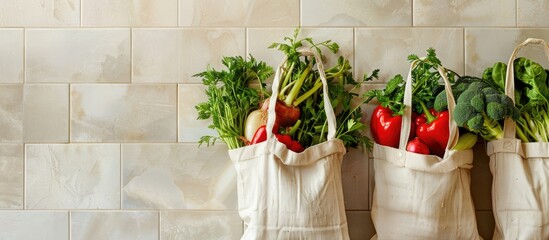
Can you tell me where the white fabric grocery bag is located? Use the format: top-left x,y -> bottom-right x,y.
371,63 -> 482,239
488,38 -> 549,240
228,48 -> 349,240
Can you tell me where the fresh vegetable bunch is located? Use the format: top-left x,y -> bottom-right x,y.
196,29 -> 373,152
195,56 -> 273,149
433,76 -> 520,141
365,48 -> 471,158
247,28 -> 373,151
481,58 -> 549,142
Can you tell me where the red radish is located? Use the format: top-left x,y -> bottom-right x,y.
244,109 -> 267,141
406,137 -> 430,155
261,98 -> 300,127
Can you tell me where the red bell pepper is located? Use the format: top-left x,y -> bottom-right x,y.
406,137 -> 430,155
250,125 -> 304,153
415,103 -> 449,158
370,105 -> 417,148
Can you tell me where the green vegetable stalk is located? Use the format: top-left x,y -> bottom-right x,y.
269,28 -> 373,150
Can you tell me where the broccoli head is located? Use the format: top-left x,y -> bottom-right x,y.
452,80 -> 518,141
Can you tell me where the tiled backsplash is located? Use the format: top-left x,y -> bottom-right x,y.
1,0 -> 548,239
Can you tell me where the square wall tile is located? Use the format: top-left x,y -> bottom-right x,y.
0,29 -> 24,83
0,84 -> 23,142
26,29 -> 131,83
247,28 -> 354,77
82,0 -> 178,27
179,0 -> 298,27
0,144 -> 23,209
413,0 -> 515,27
161,211 -> 242,240
302,0 -> 411,27
518,0 -> 549,27
23,84 -> 69,143
355,28 -> 464,82
71,211 -> 158,240
0,211 -> 68,240
122,143 -> 237,210
0,0 -> 79,27
178,84 -> 217,142
133,28 -> 245,83
71,84 -> 177,142
465,28 -> 549,77
25,144 -> 120,209
341,148 -> 369,210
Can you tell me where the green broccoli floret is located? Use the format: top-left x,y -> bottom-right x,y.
453,104 -> 478,126
452,81 -> 519,141
486,102 -> 506,120
470,94 -> 485,112
434,90 -> 448,112
467,114 -> 484,131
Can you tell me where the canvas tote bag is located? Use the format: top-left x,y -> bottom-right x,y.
228,48 -> 349,240
488,38 -> 549,240
371,62 -> 481,239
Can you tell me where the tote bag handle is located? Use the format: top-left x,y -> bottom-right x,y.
503,38 -> 549,138
266,47 -> 337,141
399,61 -> 460,157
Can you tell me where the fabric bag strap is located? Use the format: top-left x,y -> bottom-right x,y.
266,48 -> 337,140
503,38 -> 549,138
399,61 -> 459,158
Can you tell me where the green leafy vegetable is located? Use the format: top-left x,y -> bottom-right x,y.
195,55 -> 273,149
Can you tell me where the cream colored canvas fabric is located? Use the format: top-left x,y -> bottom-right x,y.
370,62 -> 481,240
488,38 -> 549,240
228,48 -> 349,240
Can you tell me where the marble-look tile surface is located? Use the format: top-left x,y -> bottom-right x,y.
355,28 -> 464,82
0,0 -> 79,27
23,84 -> 69,143
0,84 -> 23,142
342,148 -> 369,210
302,0 -> 411,26
0,144 -> 23,208
71,211 -> 158,240
178,84 -> 217,142
179,0 -> 298,27
247,28 -> 354,78
0,29 -> 24,83
0,211 -> 68,240
122,144 -> 237,210
161,211 -> 242,240
82,0 -> 177,27
414,0 -> 515,27
133,28 -> 245,83
71,84 -> 177,142
26,29 -> 130,83
465,28 -> 549,77
518,0 -> 549,27
25,144 -> 120,209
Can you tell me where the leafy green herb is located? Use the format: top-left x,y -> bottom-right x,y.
195,55 -> 273,149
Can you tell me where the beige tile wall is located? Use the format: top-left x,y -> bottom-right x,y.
1,0 -> 548,239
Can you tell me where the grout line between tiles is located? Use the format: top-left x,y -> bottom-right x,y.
69,211 -> 72,240
22,143 -> 26,210
120,143 -> 123,210
158,211 -> 161,240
